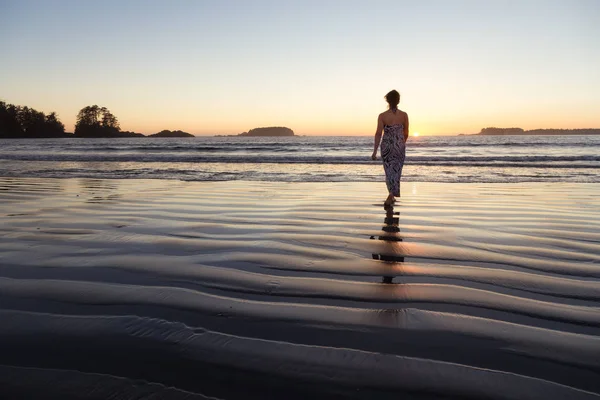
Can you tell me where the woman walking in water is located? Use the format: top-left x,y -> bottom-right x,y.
371,90 -> 409,206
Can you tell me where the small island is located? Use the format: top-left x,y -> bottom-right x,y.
478,127 -> 600,136
148,130 -> 194,138
238,127 -> 294,137
73,105 -> 146,138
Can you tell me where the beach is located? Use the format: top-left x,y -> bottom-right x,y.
0,176 -> 599,399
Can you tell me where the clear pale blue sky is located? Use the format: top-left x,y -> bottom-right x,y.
1,0 -> 599,135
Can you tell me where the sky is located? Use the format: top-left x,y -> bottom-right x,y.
1,0 -> 599,136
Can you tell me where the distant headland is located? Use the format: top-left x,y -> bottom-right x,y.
477,127 -> 600,136
239,127 -> 294,137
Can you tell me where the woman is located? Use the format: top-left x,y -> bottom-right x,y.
371,90 -> 409,206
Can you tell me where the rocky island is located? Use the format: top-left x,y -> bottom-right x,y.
148,130 -> 194,138
238,127 -> 294,137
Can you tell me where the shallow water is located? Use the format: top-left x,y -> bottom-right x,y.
1,135 -> 599,183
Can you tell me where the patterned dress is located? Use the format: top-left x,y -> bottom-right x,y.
381,124 -> 406,197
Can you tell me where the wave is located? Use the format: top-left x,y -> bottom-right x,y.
1,170 -> 599,184
58,145 -> 308,152
10,143 -> 599,153
1,152 -> 600,165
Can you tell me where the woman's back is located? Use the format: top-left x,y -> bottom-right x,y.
381,109 -> 407,127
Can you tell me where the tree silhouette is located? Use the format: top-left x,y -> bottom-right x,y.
74,105 -> 121,137
0,101 -> 24,138
0,101 -> 66,138
18,106 -> 46,138
45,112 -> 66,137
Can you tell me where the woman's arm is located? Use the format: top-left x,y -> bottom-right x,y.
372,114 -> 383,160
403,113 -> 409,142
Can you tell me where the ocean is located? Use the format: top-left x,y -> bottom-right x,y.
1,134 -> 599,183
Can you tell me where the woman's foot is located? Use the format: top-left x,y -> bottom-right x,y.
384,194 -> 395,206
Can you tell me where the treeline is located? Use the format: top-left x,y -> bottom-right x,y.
1,101 -> 193,138
0,101 -> 66,138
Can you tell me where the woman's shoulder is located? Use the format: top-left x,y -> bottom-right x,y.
397,109 -> 409,121
380,109 -> 408,120
381,109 -> 408,115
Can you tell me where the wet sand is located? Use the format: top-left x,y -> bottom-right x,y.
1,177 -> 599,399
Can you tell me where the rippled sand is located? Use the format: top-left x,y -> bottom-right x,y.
1,177 -> 599,399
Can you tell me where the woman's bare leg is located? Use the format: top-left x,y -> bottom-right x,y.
384,193 -> 395,206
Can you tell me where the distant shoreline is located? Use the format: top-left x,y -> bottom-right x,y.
476,127 -> 600,136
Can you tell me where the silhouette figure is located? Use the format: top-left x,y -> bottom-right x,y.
371,90 -> 409,206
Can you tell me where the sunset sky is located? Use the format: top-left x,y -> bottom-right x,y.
1,0 -> 599,136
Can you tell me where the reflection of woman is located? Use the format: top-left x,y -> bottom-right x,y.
371,204 -> 403,284
371,90 -> 409,206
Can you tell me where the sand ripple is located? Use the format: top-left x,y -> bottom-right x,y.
1,178 -> 599,399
